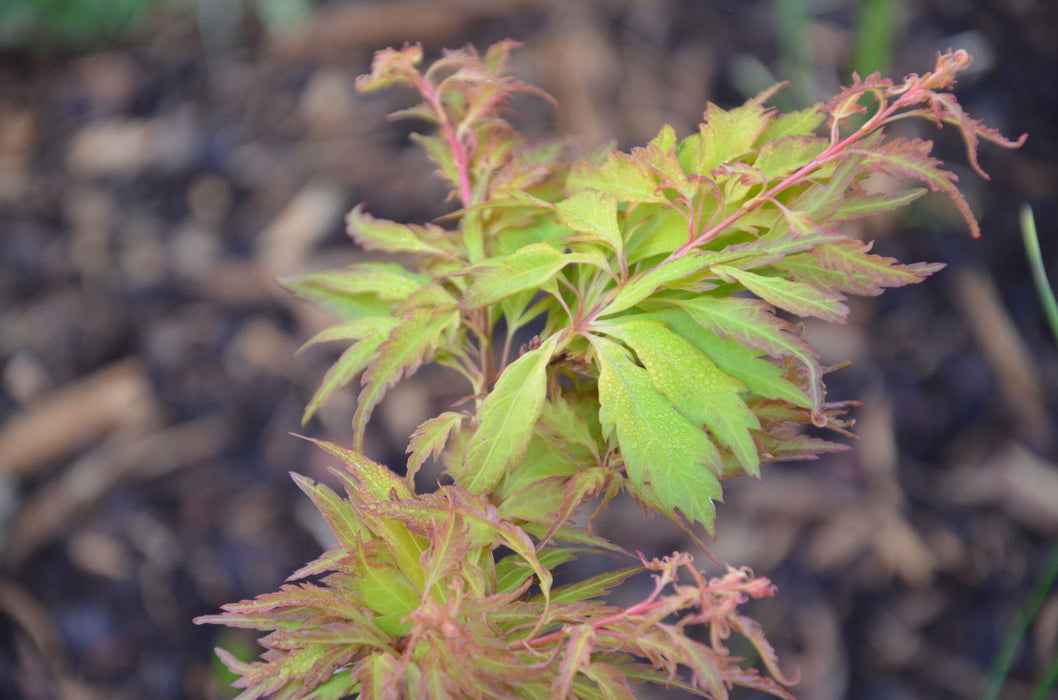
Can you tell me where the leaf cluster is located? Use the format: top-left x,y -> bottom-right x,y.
196,43 -> 1024,698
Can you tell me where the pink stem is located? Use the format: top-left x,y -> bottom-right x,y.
669,89 -> 917,260
416,75 -> 474,207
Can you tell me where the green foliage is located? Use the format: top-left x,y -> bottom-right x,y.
0,0 -> 156,47
196,42 -> 1024,698
0,0 -> 313,49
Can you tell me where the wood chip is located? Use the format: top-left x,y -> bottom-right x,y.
257,179 -> 346,277
941,443 -> 1058,534
0,578 -> 104,700
952,268 -> 1052,444
269,0 -> 533,60
0,359 -> 157,479
4,413 -> 233,565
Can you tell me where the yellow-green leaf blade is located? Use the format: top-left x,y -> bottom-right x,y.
460,335 -> 559,494
603,319 -> 761,477
347,204 -> 454,257
302,331 -> 388,424
592,335 -> 722,534
463,243 -> 571,308
353,306 -> 460,445
556,189 -> 624,258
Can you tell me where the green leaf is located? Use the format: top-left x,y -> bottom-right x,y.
753,135 -> 828,181
602,319 -> 761,476
642,304 -> 814,410
770,252 -> 851,294
463,243 -> 571,308
348,540 -> 420,636
603,252 -> 723,317
713,264 -> 849,323
632,126 -> 696,199
567,152 -> 666,205
624,206 -> 690,263
536,396 -> 601,463
302,331 -> 388,424
758,104 -> 826,142
495,432 -> 580,503
556,189 -> 624,258
460,335 -> 559,494
286,262 -> 430,302
281,274 -> 391,321
347,204 -> 454,257
674,296 -> 817,368
299,316 -> 400,351
410,132 -> 460,196
496,474 -> 566,524
592,335 -> 722,534
833,187 -> 928,220
548,566 -> 642,605
353,307 -> 460,445
681,83 -> 782,174
496,547 -> 577,595
721,227 -> 844,270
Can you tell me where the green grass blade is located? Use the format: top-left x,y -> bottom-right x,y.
982,544 -> 1058,700
1020,204 -> 1058,345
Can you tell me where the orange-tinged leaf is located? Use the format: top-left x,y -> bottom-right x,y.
290,473 -> 365,552
347,204 -> 454,258
406,410 -> 466,485
713,264 -> 849,323
813,239 -> 944,295
584,662 -> 637,699
284,262 -> 430,303
356,44 -> 423,92
553,624 -> 596,698
353,653 -> 402,700
856,137 -> 980,237
307,438 -> 413,501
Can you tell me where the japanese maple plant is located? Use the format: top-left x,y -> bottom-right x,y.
196,42 -> 1024,699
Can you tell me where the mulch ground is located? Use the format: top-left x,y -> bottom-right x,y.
1,1 -> 1056,698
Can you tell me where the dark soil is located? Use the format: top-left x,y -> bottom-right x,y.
1,1 -> 1056,699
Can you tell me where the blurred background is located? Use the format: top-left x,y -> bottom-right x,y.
0,1 -> 1055,698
